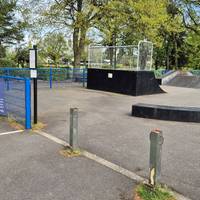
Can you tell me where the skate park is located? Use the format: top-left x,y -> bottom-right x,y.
0,41 -> 200,199
1,1 -> 200,199
35,43 -> 200,199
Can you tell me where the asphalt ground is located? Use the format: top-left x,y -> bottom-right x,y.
0,131 -> 136,200
37,85 -> 200,200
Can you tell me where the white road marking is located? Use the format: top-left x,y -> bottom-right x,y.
35,130 -> 191,200
0,130 -> 24,136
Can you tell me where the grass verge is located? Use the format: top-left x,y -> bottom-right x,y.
135,184 -> 176,200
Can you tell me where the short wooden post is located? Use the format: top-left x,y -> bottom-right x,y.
69,108 -> 78,150
149,129 -> 164,186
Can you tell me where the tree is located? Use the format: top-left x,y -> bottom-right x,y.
94,0 -> 172,68
174,0 -> 200,34
19,0 -> 200,69
39,33 -> 69,66
15,46 -> 29,68
0,0 -> 25,46
186,31 -> 200,69
27,0 -> 109,67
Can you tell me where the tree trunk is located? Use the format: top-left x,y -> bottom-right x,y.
165,41 -> 170,70
73,27 -> 81,67
72,0 -> 84,68
109,46 -> 114,68
174,34 -> 178,69
109,32 -> 117,69
73,27 -> 86,67
155,55 -> 158,70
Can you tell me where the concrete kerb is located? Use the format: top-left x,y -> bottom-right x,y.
35,130 -> 191,200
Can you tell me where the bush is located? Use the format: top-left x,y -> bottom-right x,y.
0,58 -> 17,68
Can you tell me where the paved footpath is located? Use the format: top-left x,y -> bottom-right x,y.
0,131 -> 136,200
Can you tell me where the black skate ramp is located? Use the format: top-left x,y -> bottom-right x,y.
166,75 -> 200,88
87,68 -> 165,96
132,103 -> 200,123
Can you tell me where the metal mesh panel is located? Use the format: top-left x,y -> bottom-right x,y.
0,68 -> 87,88
88,45 -> 138,69
137,41 -> 153,70
0,76 -> 27,126
0,68 -> 30,77
37,68 -> 87,88
88,40 -> 153,70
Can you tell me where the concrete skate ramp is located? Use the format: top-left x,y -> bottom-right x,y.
166,75 -> 200,88
132,103 -> 200,123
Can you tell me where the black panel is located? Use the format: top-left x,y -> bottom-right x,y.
156,78 -> 162,85
87,68 -> 165,96
132,103 -> 200,123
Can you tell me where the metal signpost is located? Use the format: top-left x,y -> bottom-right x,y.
29,45 -> 38,124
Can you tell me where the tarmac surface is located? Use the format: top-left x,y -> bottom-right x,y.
37,85 -> 200,200
0,131 -> 136,200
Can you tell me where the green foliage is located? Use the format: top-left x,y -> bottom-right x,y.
0,0 -> 25,45
15,47 -> 29,68
137,184 -> 176,200
16,0 -> 200,69
186,31 -> 200,69
0,45 -> 6,58
23,0 -> 110,66
38,33 -> 69,66
0,58 -> 16,68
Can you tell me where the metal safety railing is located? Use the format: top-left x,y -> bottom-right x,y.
0,67 -> 87,88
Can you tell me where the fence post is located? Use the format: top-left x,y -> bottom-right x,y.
149,129 -> 164,186
72,68 -> 75,82
6,69 -> 10,91
69,108 -> 78,150
82,68 -> 85,87
49,66 -> 53,89
25,78 -> 31,129
6,69 -> 10,76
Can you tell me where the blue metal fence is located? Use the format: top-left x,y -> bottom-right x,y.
0,67 -> 87,88
0,68 -> 30,77
0,76 -> 31,129
37,67 -> 87,88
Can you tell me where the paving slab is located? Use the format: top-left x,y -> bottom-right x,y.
37,86 -> 200,200
0,132 -> 136,200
